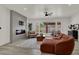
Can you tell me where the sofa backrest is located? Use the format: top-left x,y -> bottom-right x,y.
60,33 -> 74,43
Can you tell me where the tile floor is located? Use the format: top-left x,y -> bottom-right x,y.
0,38 -> 78,55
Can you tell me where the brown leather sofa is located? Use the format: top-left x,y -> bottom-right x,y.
40,33 -> 75,55
28,31 -> 37,38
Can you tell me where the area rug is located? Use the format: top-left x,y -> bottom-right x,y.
10,38 -> 41,49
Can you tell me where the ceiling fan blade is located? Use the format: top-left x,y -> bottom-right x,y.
44,11 -> 53,16
48,12 -> 53,16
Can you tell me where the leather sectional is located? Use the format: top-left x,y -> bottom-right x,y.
40,33 -> 75,55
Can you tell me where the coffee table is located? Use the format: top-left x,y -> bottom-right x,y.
37,35 -> 45,41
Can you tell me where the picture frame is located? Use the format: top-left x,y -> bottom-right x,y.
19,21 -> 24,26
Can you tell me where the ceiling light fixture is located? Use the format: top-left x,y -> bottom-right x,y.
44,7 -> 53,16
13,8 -> 16,10
24,8 -> 27,10
68,4 -> 72,6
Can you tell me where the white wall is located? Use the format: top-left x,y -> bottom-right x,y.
71,13 -> 79,24
0,5 -> 10,46
11,11 -> 27,41
28,17 -> 71,34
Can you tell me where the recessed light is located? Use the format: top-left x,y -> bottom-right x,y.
13,8 -> 16,10
24,8 -> 27,10
68,4 -> 72,6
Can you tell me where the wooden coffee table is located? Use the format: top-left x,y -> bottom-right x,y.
37,36 -> 45,41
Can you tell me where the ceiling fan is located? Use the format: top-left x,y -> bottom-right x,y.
44,11 -> 53,16
44,7 -> 53,16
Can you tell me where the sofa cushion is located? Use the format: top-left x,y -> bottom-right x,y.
62,34 -> 69,39
53,33 -> 63,40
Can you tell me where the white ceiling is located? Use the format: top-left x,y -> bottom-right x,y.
3,4 -> 79,18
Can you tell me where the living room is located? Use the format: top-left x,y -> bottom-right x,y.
0,4 -> 79,55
